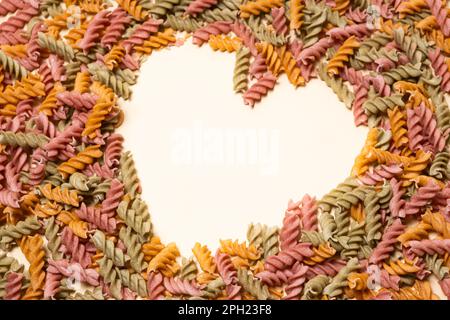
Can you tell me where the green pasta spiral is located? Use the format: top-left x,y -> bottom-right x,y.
0,131 -> 50,149
233,47 -> 250,93
0,51 -> 28,79
237,269 -> 271,300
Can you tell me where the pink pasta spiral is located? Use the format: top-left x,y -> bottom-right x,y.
104,133 -> 124,169
186,0 -> 218,16
345,8 -> 367,23
76,203 -> 117,234
243,72 -> 277,107
78,10 -> 111,53
226,283 -> 242,300
215,251 -> 238,285
439,277 -> 450,299
122,18 -> 163,53
283,262 -> 308,300
48,54 -> 66,82
352,82 -> 369,127
359,164 -> 403,185
300,194 -> 318,232
271,7 -> 288,36
0,4 -> 39,33
249,54 -> 267,80
4,272 -> 23,300
256,268 -> 292,286
101,179 -> 124,218
0,189 -> 20,208
215,251 -> 242,299
29,148 -> 47,186
326,23 -> 371,42
44,267 -> 63,299
379,269 -> 401,291
264,243 -> 313,272
44,121 -> 84,160
57,91 -> 98,111
192,21 -> 232,46
0,30 -> 27,45
163,277 -> 203,297
101,8 -> 132,49
147,272 -> 165,300
389,178 -> 406,218
429,48 -> 450,93
34,113 -> 57,138
280,212 -> 301,251
60,227 -> 93,268
406,107 -> 424,151
39,62 -> 54,93
0,0 -> 25,16
368,75 -> 391,97
408,239 -> 450,256
305,259 -> 346,279
297,37 -> 334,65
404,181 -> 441,216
368,219 -> 405,265
426,0 -> 450,37
47,259 -> 100,286
416,103 -> 445,153
231,21 -> 258,56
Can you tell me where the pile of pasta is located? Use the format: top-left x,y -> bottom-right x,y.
0,0 -> 450,300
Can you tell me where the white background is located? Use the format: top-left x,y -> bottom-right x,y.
120,42 -> 368,256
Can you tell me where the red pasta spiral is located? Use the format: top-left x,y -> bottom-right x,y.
147,272 -> 165,300
369,219 -> 405,265
101,8 -> 132,49
192,21 -> 232,46
264,243 -> 313,272
283,262 -> 308,300
243,72 -> 277,107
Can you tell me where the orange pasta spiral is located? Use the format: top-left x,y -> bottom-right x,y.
57,145 -> 104,179
421,210 -> 450,238
239,0 -> 283,19
38,82 -> 64,116
74,71 -> 91,93
142,236 -> 165,262
256,42 -> 282,76
0,44 -> 28,59
334,0 -> 350,15
208,35 -> 242,53
327,36 -> 360,76
388,107 -> 409,150
383,259 -> 420,276
82,95 -> 115,138
396,0 -> 428,19
289,0 -> 304,30
192,242 -> 217,273
397,221 -> 432,244
350,203 -> 365,223
21,235 -> 46,300
279,45 -> 305,87
116,0 -> 148,21
39,183 -> 80,207
32,201 -> 63,218
219,239 -> 261,260
303,242 -> 336,265
400,150 -> 432,186
147,243 -> 180,275
79,0 -> 108,13
351,128 -> 379,176
391,281 -> 439,300
104,44 -> 126,70
347,272 -> 368,290
133,28 -> 176,55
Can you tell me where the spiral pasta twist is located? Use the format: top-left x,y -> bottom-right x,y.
327,36 -> 360,76
58,145 -> 103,179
